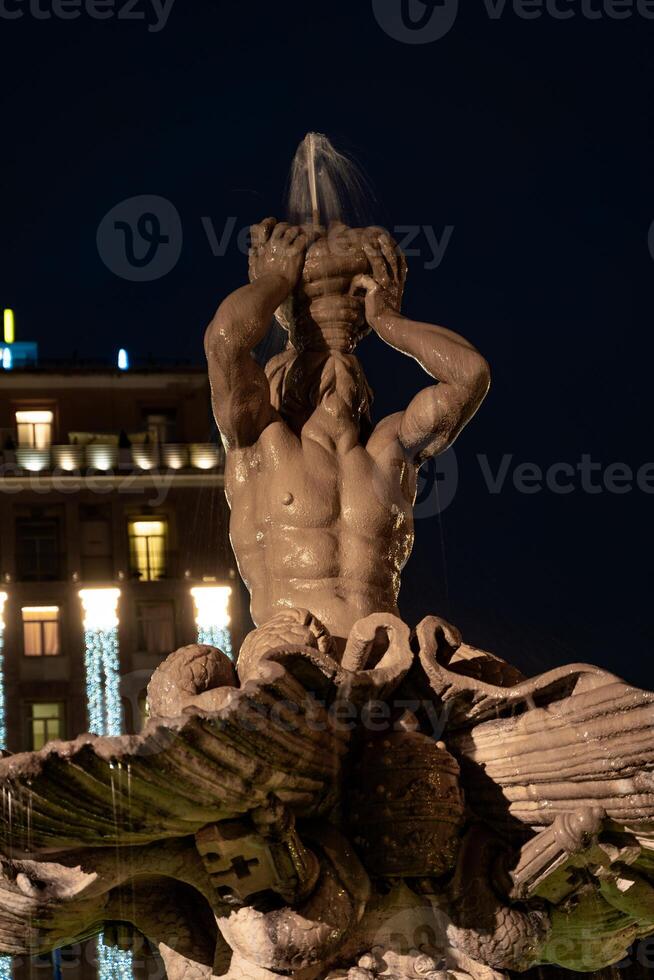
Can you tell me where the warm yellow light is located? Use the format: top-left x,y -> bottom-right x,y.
86,445 -> 118,471
0,592 -> 7,623
128,520 -> 167,582
21,606 -> 59,616
3,309 -> 14,345
15,410 -> 53,424
190,444 -> 220,470
16,449 -> 50,472
162,446 -> 187,470
131,520 -> 165,536
132,448 -> 156,471
79,588 -> 121,631
57,452 -> 78,472
190,585 -> 232,630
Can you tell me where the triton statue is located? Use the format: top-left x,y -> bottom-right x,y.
205,216 -> 489,656
0,137 -> 653,980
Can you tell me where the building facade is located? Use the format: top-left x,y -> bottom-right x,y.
0,363 -> 240,757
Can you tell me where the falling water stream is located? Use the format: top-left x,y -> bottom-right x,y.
287,132 -> 377,229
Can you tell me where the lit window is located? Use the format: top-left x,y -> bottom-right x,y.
136,601 -> 175,654
128,520 -> 167,581
15,410 -> 54,449
22,606 -> 60,657
27,702 -> 64,750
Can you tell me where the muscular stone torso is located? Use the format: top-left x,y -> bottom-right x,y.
226,411 -> 416,644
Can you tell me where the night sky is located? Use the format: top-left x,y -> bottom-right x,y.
1,0 -> 652,685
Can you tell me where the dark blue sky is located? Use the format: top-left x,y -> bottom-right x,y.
1,0 -> 652,684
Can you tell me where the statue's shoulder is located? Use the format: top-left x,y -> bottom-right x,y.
225,417 -> 299,463
365,411 -> 404,460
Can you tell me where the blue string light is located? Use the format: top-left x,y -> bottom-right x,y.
197,625 -> 233,661
97,942 -> 133,980
84,628 -> 123,738
0,595 -> 132,980
80,593 -> 134,980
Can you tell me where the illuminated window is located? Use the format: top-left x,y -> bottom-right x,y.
128,519 -> 167,581
15,410 -> 53,449
27,702 -> 64,750
136,601 -> 175,654
22,606 -> 60,657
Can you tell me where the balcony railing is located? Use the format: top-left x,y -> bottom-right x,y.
2,443 -> 224,475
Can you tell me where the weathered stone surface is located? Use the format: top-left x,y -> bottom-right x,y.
347,731 -> 464,878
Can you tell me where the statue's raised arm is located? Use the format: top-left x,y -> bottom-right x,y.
356,231 -> 491,465
204,218 -> 310,449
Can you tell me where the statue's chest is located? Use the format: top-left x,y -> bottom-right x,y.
229,427 -> 409,534
263,445 -> 404,533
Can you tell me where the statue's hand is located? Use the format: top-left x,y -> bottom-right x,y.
248,217 -> 311,289
351,232 -> 407,327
